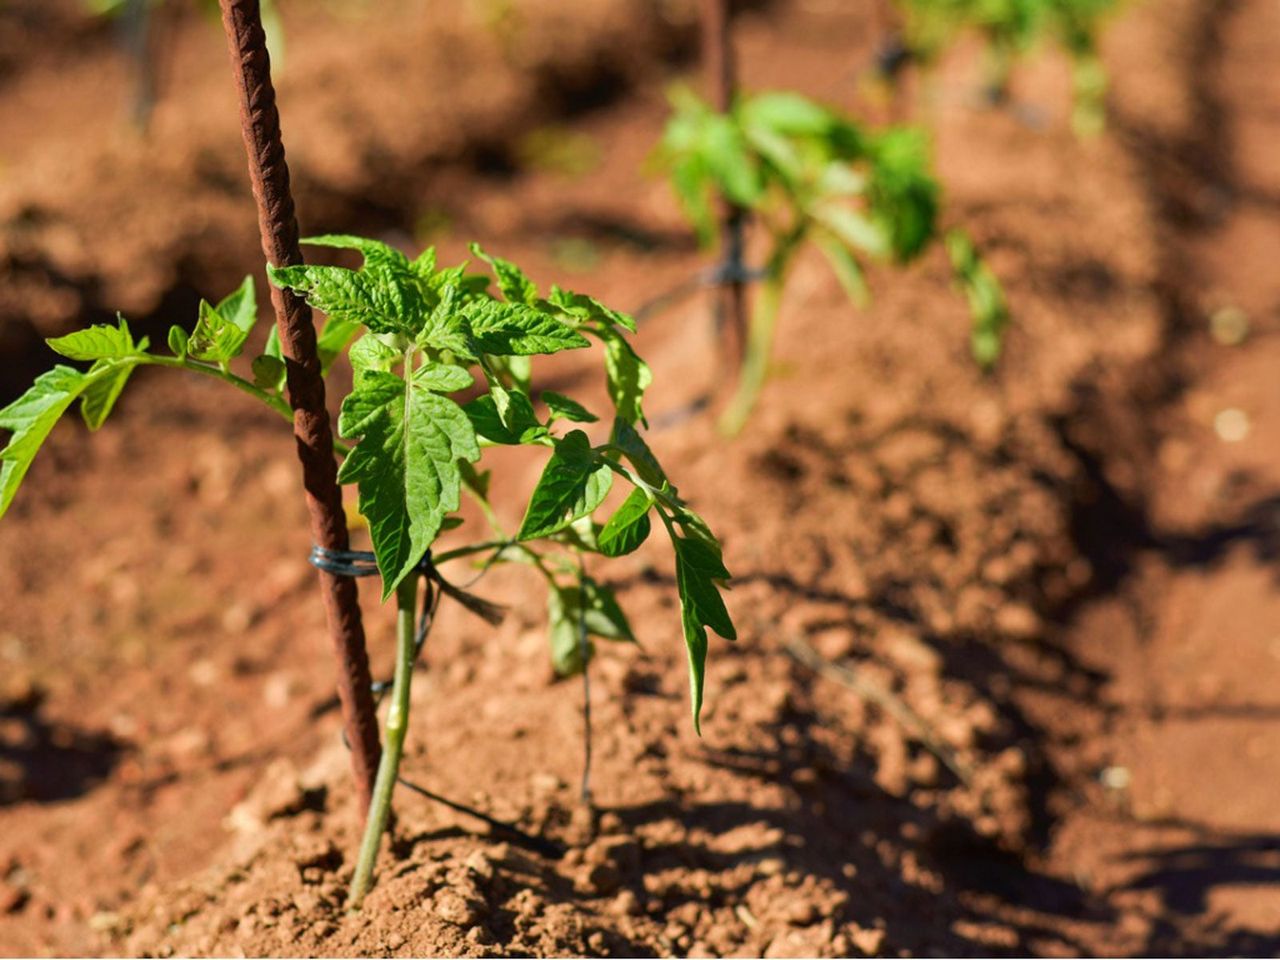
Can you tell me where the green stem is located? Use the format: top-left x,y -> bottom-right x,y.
717,273 -> 785,436
347,574 -> 419,910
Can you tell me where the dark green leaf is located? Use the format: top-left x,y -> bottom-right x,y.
542,391 -> 598,424
610,418 -> 667,488
517,430 -> 613,540
463,390 -> 545,445
598,487 -> 653,557
251,354 -> 287,391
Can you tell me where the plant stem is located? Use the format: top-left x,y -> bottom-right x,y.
217,0 -> 381,817
347,574 -> 419,910
144,355 -> 292,420
717,272 -> 784,436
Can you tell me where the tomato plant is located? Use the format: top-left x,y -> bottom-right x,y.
0,236 -> 735,908
654,87 -> 1008,433
890,0 -> 1119,135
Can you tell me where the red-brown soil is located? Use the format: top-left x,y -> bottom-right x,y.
0,0 -> 1278,956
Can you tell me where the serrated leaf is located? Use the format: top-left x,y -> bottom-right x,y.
187,277 -> 258,363
671,529 -> 736,734
599,328 -> 651,426
269,263 -> 422,335
470,243 -> 538,305
303,235 -> 410,272
545,286 -> 637,334
542,391 -> 597,424
598,487 -> 653,557
337,373 -> 480,597
463,300 -> 589,356
517,430 -> 613,540
47,317 -> 137,361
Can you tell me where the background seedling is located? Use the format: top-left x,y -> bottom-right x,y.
654,87 -> 1008,433
888,0 -> 1120,136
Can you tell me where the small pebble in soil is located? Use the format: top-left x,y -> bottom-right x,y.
1213,408 -> 1250,442
1209,305 -> 1249,345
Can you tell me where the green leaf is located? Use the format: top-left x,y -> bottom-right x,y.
187,276 -> 258,363
47,317 -> 137,361
542,390 -> 597,424
470,243 -> 538,305
463,390 -> 545,445
671,527 -> 736,734
268,263 -> 422,335
739,91 -> 835,137
0,367 -> 86,518
79,359 -> 136,430
545,286 -> 637,334
517,430 -> 613,540
598,487 -> 653,557
598,328 -> 651,426
302,234 -> 410,272
251,354 -> 287,391
547,577 -> 637,675
947,230 -> 1009,370
610,418 -> 667,488
336,372 -> 480,595
348,333 -> 401,379
701,113 -> 763,208
414,361 -> 473,394
167,325 -> 189,358
463,300 -> 589,356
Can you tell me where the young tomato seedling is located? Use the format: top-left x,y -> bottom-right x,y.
654,87 -> 1008,434
0,236 -> 735,909
889,0 -> 1119,136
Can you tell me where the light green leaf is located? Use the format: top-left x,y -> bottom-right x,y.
336,372 -> 480,595
47,317 -> 137,361
517,430 -> 613,540
79,359 -> 136,430
599,328 -> 651,426
470,243 -> 538,304
547,577 -> 637,675
302,235 -> 410,272
0,367 -> 86,518
317,318 -> 362,373
542,391 -> 598,424
598,487 -> 653,557
414,361 -> 473,394
545,286 -> 637,334
167,325 -> 189,358
186,276 -> 258,363
268,263 -> 422,335
463,300 -> 589,356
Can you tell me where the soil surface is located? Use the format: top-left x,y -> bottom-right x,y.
1,0 -> 1278,956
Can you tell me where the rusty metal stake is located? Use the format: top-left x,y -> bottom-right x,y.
217,0 -> 382,817
701,0 -> 748,376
